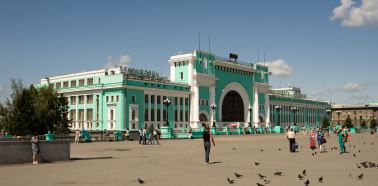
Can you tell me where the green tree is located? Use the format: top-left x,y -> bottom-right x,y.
343,115 -> 354,128
0,80 -> 70,135
322,117 -> 330,129
370,118 -> 377,129
360,120 -> 367,128
0,80 -> 36,135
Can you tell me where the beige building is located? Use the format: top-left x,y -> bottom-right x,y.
331,104 -> 378,126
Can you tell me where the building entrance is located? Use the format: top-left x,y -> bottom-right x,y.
222,91 -> 244,122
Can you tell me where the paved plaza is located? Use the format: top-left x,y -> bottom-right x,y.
0,133 -> 377,186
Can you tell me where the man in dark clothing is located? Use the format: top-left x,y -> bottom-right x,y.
203,125 -> 215,164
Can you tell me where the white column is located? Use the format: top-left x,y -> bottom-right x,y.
188,61 -> 193,85
170,62 -> 175,82
75,96 -> 79,129
265,92 -> 270,127
253,90 -> 259,128
148,94 -> 151,125
177,97 -> 181,125
191,84 -> 200,128
84,95 -> 87,129
210,86 -> 215,126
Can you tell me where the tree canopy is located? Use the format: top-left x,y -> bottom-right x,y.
0,80 -> 70,136
343,115 -> 354,128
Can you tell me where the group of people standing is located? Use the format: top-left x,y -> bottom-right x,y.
287,126 -> 350,154
139,128 -> 160,145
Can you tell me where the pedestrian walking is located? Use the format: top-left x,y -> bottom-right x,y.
188,128 -> 192,139
286,128 -> 296,152
74,130 -> 80,143
316,128 -> 325,152
142,128 -> 147,145
337,128 -> 345,154
31,132 -> 40,164
309,129 -> 316,150
203,125 -> 215,164
153,129 -> 160,145
138,129 -> 143,144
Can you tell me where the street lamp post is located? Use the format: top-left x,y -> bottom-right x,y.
210,104 -> 217,127
163,98 -> 171,127
291,106 -> 298,126
275,106 -> 282,126
326,109 -> 332,129
248,106 -> 253,127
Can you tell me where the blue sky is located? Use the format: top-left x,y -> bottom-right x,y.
0,0 -> 377,105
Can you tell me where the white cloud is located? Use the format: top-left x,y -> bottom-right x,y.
118,54 -> 132,67
342,82 -> 367,91
330,0 -> 378,27
0,85 -> 4,94
350,94 -> 372,100
105,54 -> 132,68
259,59 -> 293,77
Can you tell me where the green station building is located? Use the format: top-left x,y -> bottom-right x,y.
40,50 -> 330,133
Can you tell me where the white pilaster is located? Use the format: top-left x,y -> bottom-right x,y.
191,84 -> 200,128
75,96 -> 79,129
210,86 -> 215,126
265,92 -> 270,127
170,62 -> 175,82
84,95 -> 87,129
253,90 -> 259,128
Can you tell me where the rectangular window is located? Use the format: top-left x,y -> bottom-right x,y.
71,96 -> 76,105
157,109 -> 161,121
106,96 -> 109,103
70,109 -> 76,121
56,82 -> 61,89
131,110 -> 136,120
111,96 -> 114,102
87,78 -> 93,85
132,96 -> 136,103
174,110 -> 178,121
145,94 -> 149,103
180,72 -> 183,79
185,98 -> 188,105
180,110 -> 183,122
70,80 -> 76,87
185,111 -> 189,121
180,98 -> 183,106
163,110 -> 167,121
79,79 -> 85,86
63,81 -> 69,88
151,95 -> 155,104
79,109 -> 84,121
87,109 -> 93,121
145,109 -> 149,121
151,109 -> 155,121
78,96 -> 84,104
87,95 -> 93,104
116,95 -> 119,102
175,97 -> 178,105
157,96 -> 161,104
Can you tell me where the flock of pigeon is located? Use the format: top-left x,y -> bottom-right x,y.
224,163 -> 319,186
135,134 -> 376,185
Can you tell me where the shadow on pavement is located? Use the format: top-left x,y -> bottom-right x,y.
70,156 -> 113,161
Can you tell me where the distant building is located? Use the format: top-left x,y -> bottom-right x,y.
40,50 -> 330,131
331,104 -> 378,126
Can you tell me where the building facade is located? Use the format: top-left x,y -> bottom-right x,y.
331,104 -> 378,126
41,50 -> 331,131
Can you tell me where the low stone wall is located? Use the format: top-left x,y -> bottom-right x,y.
0,140 -> 70,164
